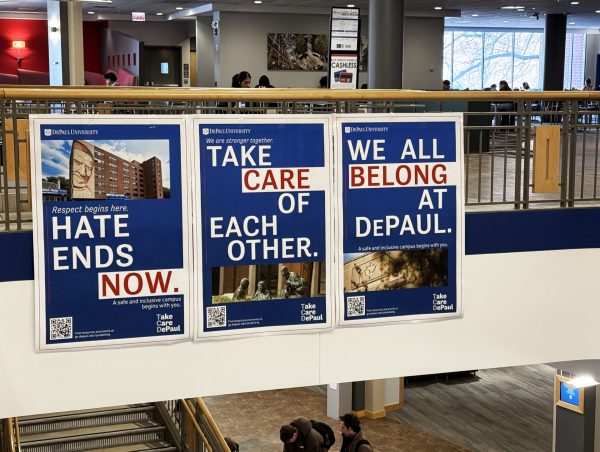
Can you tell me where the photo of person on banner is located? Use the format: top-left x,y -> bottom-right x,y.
70,141 -> 95,199
211,262 -> 323,304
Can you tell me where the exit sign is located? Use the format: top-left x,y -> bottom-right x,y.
132,11 -> 145,21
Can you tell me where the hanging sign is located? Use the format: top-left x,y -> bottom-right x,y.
335,114 -> 464,326
328,7 -> 360,89
192,115 -> 333,339
30,116 -> 191,351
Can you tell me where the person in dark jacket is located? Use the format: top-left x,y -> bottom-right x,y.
280,417 -> 326,452
339,413 -> 372,452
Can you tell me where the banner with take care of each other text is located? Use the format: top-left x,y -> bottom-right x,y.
335,114 -> 464,326
30,116 -> 191,351
191,116 -> 334,339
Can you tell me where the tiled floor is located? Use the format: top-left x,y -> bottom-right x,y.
204,386 -> 469,452
204,365 -> 555,451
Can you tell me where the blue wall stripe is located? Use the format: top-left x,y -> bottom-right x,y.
0,231 -> 34,283
1,208 -> 600,283
465,208 -> 600,255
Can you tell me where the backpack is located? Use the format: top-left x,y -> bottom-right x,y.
310,419 -> 335,450
356,438 -> 372,450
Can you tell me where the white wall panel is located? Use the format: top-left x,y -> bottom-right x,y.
2,248 -> 600,418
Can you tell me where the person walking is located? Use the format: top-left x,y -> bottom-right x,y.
280,417 -> 326,452
339,413 -> 372,452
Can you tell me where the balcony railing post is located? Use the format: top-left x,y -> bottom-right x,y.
513,98 -> 523,210
568,99 -> 579,207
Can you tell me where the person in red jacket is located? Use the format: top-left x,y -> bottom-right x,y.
280,417 -> 326,452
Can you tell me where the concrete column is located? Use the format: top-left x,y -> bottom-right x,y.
195,16 -> 216,87
326,383 -> 353,420
352,381 -> 365,415
66,1 -> 84,85
47,0 -> 84,86
364,379 -> 386,419
47,0 -> 64,86
367,0 -> 404,89
543,14 -> 567,91
212,11 -> 221,87
553,372 -> 597,452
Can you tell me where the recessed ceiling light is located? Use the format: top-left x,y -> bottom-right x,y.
569,21 -> 575,24
347,3 -> 355,7
501,6 -> 524,9
156,12 -> 163,15
503,20 -> 509,23
254,0 -> 263,3
87,11 -> 94,14
571,1 -> 579,4
176,7 -> 183,10
435,6 -> 442,10
472,14 -> 479,17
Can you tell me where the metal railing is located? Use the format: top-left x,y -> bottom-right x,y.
1,418 -> 19,452
161,398 -> 229,452
2,87 -> 600,232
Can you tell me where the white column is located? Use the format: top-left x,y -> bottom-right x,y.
66,0 -> 84,86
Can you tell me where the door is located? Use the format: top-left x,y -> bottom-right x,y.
141,46 -> 182,87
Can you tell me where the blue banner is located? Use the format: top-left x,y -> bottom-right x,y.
31,116 -> 191,350
192,116 -> 333,339
335,115 -> 463,325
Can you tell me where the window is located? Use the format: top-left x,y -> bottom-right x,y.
444,30 -> 583,90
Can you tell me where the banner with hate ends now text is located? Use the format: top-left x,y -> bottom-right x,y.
335,114 -> 464,326
30,116 -> 191,351
191,115 -> 334,339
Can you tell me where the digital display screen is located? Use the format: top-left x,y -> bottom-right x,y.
560,381 -> 580,407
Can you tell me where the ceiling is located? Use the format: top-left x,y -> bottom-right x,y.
0,0 -> 599,28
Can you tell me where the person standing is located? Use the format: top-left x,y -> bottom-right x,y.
583,77 -> 594,91
339,413 -> 372,452
280,417 -> 326,452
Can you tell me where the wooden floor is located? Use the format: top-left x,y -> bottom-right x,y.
389,364 -> 555,452
205,364 -> 555,452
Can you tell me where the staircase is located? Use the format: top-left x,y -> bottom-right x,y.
18,403 -> 179,452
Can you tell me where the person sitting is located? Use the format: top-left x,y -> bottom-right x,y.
104,72 -> 118,86
233,278 -> 249,301
442,79 -> 451,90
280,266 -> 305,298
256,75 -> 274,88
238,71 -> 252,88
319,76 -> 328,88
252,280 -> 271,300
496,80 -> 515,127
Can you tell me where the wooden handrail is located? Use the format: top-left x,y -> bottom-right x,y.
13,418 -> 20,452
4,418 -> 17,452
194,397 -> 231,452
1,86 -> 600,102
180,399 -> 212,452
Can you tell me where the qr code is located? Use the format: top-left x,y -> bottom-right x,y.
347,296 -> 366,317
207,306 -> 226,328
49,317 -> 73,340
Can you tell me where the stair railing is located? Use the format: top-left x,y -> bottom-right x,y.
160,398 -> 230,452
181,399 -> 212,451
190,398 -> 230,452
2,418 -> 20,452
